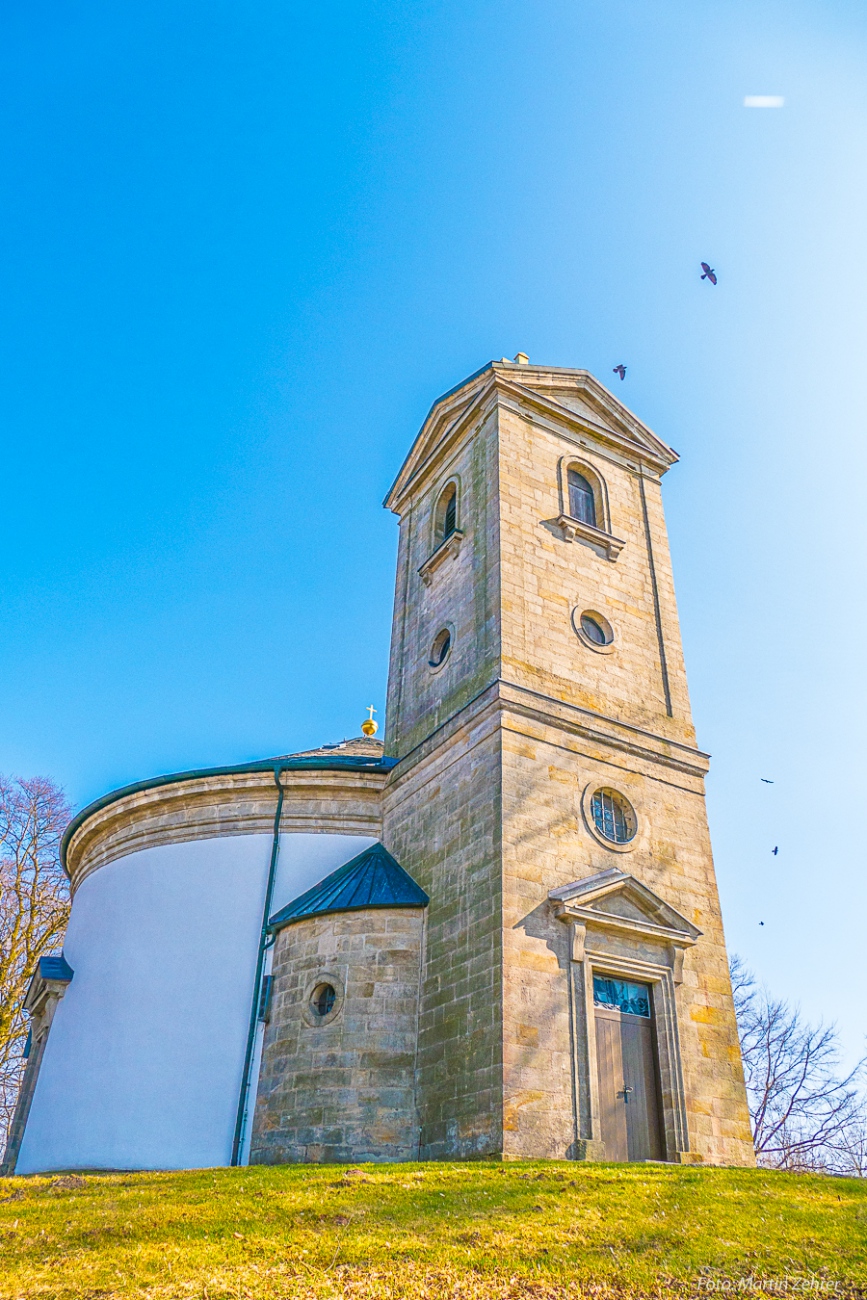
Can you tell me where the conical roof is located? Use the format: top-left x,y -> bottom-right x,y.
268,842 -> 428,932
280,736 -> 385,760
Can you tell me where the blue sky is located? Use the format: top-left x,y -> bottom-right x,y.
2,0 -> 866,1065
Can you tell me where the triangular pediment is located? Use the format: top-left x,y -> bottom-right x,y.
383,360 -> 677,514
546,389 -> 605,422
383,366 -> 498,513
587,891 -> 650,924
549,867 -> 701,944
505,369 -> 672,458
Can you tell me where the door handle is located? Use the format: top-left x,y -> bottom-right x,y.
617,1085 -> 634,1104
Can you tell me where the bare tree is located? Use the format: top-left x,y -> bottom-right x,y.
825,1101 -> 867,1177
0,775 -> 72,1161
731,955 -> 865,1173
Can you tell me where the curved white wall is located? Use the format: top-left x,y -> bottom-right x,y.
16,831 -> 376,1174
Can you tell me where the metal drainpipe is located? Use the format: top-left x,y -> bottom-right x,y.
231,765 -> 285,1166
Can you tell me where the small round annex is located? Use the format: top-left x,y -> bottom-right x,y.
8,737 -> 427,1174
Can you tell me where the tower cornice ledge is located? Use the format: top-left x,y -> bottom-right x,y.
497,679 -> 710,777
387,678 -> 711,790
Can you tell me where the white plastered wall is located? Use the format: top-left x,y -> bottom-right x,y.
15,831 -> 375,1174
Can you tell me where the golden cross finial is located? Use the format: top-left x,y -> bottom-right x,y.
366,705 -> 376,721
361,705 -> 378,737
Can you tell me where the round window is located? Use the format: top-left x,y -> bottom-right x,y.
310,983 -> 336,1018
429,628 -> 451,668
580,614 -> 608,645
572,607 -> 615,652
591,788 -> 636,845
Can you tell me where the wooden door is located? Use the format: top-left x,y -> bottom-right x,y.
594,977 -> 663,1162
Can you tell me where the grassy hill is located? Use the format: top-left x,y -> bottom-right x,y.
1,1161 -> 865,1299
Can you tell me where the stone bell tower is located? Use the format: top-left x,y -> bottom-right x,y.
381,357 -> 754,1166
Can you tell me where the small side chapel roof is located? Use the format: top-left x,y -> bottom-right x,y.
268,842 -> 429,932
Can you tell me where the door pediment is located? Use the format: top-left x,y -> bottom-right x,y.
549,867 -> 701,947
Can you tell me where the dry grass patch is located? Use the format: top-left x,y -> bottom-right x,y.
0,1162 -> 864,1299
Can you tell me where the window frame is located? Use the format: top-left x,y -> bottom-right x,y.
580,781 -> 643,854
591,788 -> 637,845
567,469 -> 598,528
428,623 -> 455,674
433,478 -> 461,550
419,477 -> 465,585
571,606 -> 617,655
557,457 -> 610,535
301,971 -> 345,1027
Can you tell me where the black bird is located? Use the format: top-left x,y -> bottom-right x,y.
761,778 -> 774,784
701,262 -> 718,285
613,364 -> 627,381
772,847 -> 779,855
760,921 -> 765,927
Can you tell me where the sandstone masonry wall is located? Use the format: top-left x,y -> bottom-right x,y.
381,362 -> 754,1167
383,713 -> 503,1160
250,908 -> 423,1165
493,392 -> 753,1165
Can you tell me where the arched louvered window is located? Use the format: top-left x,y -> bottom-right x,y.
443,488 -> 456,539
435,482 -> 458,545
567,470 -> 596,527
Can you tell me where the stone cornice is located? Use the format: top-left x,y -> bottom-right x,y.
64,765 -> 389,895
555,513 -> 625,561
387,677 -> 710,788
496,680 -> 709,779
495,376 -> 675,475
418,528 -> 464,584
384,363 -> 677,515
385,377 -> 499,515
549,867 -> 702,947
554,902 -> 699,949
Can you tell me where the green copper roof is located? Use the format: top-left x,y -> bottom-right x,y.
268,842 -> 428,932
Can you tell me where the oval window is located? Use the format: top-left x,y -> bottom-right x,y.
310,983 -> 336,1018
591,788 -> 636,845
429,628 -> 451,668
580,614 -> 608,645
572,607 -> 615,651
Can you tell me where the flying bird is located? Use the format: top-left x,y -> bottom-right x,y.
761,778 -> 774,784
701,262 -> 717,284
760,921 -> 765,926
613,364 -> 627,381
772,847 -> 779,855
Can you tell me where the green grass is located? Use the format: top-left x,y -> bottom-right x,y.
0,1162 -> 864,1299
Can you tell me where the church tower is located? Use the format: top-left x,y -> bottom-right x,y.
7,354 -> 755,1175
382,357 -> 754,1165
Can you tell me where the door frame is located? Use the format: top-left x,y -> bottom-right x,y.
551,868 -> 701,1164
574,949 -> 690,1162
